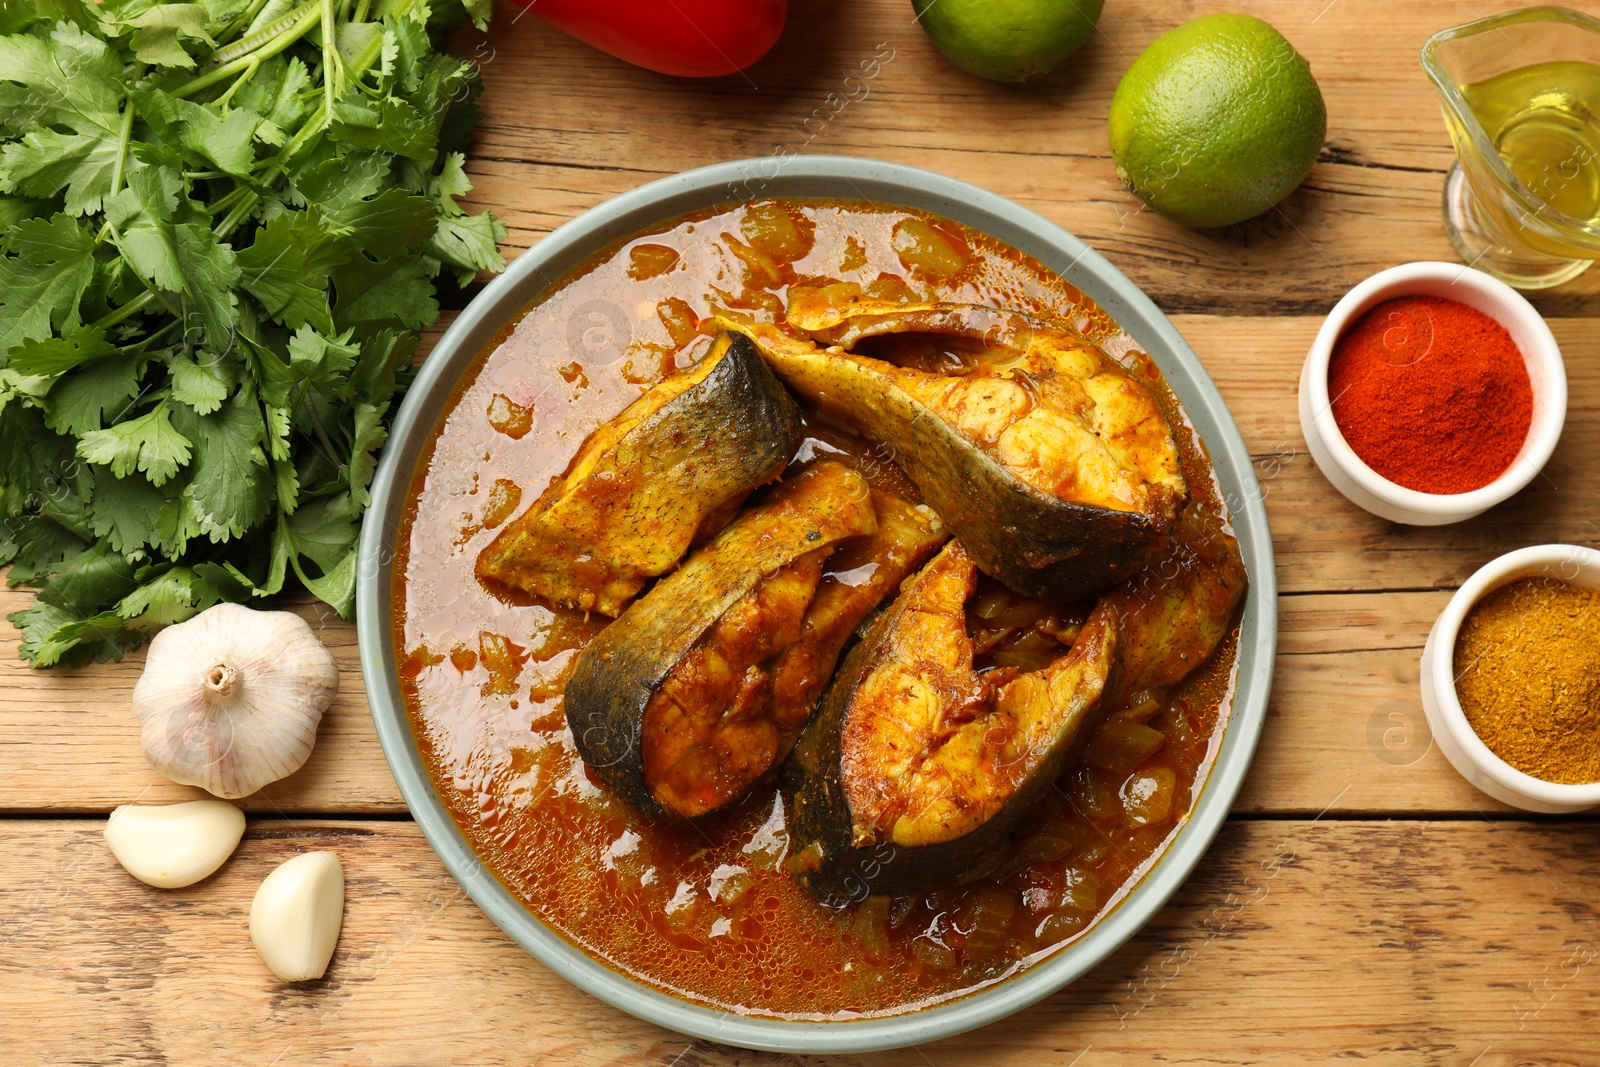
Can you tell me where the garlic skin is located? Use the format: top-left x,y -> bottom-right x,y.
250,851 -> 345,982
132,603 -> 339,799
104,800 -> 246,888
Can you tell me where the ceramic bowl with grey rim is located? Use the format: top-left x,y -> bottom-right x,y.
356,156 -> 1278,1053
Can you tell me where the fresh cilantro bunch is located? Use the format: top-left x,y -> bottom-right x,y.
0,0 -> 504,666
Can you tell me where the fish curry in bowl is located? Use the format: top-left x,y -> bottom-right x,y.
393,199 -> 1245,1019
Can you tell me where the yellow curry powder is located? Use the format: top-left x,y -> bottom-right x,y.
1453,577 -> 1600,785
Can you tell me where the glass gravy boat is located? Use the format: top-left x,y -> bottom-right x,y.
1423,6 -> 1600,288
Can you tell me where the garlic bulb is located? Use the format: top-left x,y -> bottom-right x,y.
250,851 -> 345,982
132,603 -> 339,799
104,800 -> 246,888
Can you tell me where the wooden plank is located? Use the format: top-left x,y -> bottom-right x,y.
449,0 -> 1600,318
3,818 -> 1596,1065
1244,589 -> 1493,814
0,600 -> 402,815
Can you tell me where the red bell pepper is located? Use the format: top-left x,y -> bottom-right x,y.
517,0 -> 787,78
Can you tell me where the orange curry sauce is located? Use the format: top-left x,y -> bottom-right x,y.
393,200 -> 1240,1019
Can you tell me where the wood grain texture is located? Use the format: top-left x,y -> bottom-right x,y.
4,819 -> 1597,1066
0,599 -> 402,815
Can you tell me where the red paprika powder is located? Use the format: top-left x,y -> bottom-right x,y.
1327,295 -> 1532,495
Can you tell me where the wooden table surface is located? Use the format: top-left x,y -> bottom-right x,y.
5,1 -> 1600,1063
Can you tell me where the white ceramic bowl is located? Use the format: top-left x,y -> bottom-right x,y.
1298,261 -> 1566,525
1420,544 -> 1600,813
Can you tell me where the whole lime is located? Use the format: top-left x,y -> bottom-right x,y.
912,0 -> 1105,83
1108,13 -> 1326,228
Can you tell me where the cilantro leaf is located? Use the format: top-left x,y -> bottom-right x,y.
0,20 -> 123,138
293,149 -> 386,215
172,219 -> 241,344
105,164 -> 185,291
6,326 -> 117,376
429,209 -> 508,286
0,402 -> 80,519
0,1 -> 98,36
0,21 -> 126,213
333,253 -> 438,330
348,326 -> 415,401
167,351 -> 231,414
134,89 -> 261,176
170,387 -> 270,540
10,601 -> 144,667
0,192 -> 50,229
424,152 -> 506,284
77,399 -> 192,485
109,4 -> 217,68
0,214 -> 97,353
328,186 -> 437,259
233,55 -> 312,144
42,353 -> 144,436
116,564 -> 216,632
329,92 -> 437,162
0,128 -> 124,216
347,399 -> 387,507
288,324 -> 360,397
461,0 -> 490,32
89,464 -> 167,555
235,211 -> 339,331
285,492 -> 359,571
5,515 -> 87,585
33,538 -> 138,618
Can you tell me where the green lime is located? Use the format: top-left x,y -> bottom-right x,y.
912,0 -> 1105,84
1108,13 -> 1326,228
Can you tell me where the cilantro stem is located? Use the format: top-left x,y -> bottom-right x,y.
213,0 -> 276,46
213,56 -> 261,110
209,0 -> 319,66
322,0 -> 346,116
297,381 -> 343,472
128,320 -> 180,352
91,291 -> 156,332
208,186 -> 252,219
107,87 -> 136,201
174,1 -> 320,100
126,270 -> 184,321
215,191 -> 262,241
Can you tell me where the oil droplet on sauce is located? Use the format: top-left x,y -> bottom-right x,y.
627,243 -> 681,281
481,478 -> 522,529
477,632 -> 527,696
487,393 -> 533,438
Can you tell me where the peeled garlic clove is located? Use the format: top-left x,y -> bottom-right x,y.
104,800 -> 246,889
133,602 -> 339,799
250,851 -> 345,982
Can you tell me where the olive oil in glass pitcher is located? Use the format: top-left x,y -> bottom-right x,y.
1423,7 -> 1600,288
